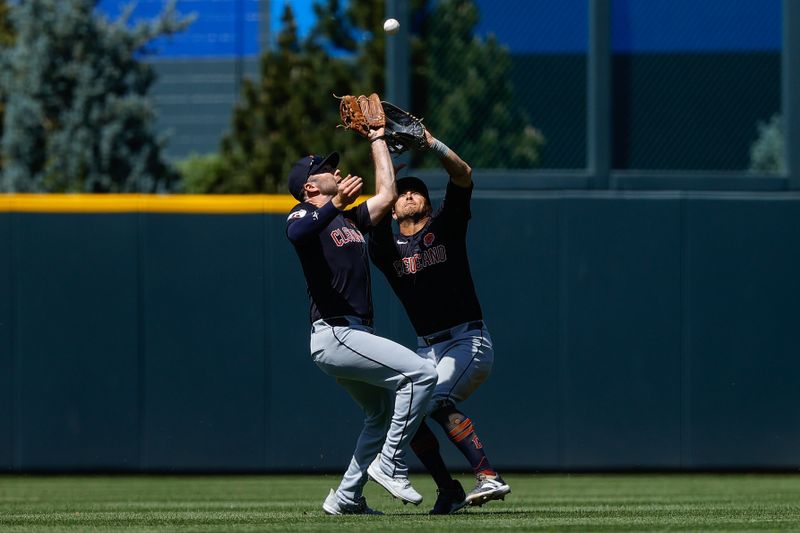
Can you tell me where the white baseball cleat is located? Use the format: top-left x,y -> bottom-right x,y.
322,489 -> 383,515
367,456 -> 423,505
465,473 -> 511,506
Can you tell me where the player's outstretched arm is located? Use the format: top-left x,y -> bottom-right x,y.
365,126 -> 398,224
425,129 -> 472,188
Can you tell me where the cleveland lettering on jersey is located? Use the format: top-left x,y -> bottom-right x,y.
393,244 -> 447,276
370,181 -> 482,337
331,225 -> 366,247
287,201 -> 374,323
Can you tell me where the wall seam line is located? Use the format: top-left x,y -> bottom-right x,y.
679,194 -> 689,469
262,209 -> 270,471
137,211 -> 147,471
10,212 -> 18,471
556,195 -> 566,469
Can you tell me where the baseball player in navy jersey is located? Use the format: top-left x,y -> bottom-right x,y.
369,129 -> 511,514
285,123 -> 438,515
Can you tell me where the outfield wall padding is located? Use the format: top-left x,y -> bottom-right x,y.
1,212 -> 12,467
1,192 -> 799,472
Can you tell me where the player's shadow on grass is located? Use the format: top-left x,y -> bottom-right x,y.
387,510 -> 531,517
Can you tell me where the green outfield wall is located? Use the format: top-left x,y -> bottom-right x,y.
1,190 -> 799,472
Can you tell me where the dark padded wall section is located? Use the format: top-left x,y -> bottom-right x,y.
684,198 -> 800,468
2,192 -> 800,472
266,215 -> 369,471
461,195 -> 561,470
14,214 -> 140,470
559,196 -> 683,468
0,214 -> 12,469
142,214 -> 266,471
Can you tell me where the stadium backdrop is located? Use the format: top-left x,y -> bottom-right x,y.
0,1 -> 797,472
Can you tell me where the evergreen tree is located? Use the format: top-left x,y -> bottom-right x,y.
0,0 -> 193,192
0,0 -> 15,170
0,0 -> 10,47
417,0 -> 543,168
311,0 -> 543,169
205,5 -> 369,193
197,0 -> 542,194
749,113 -> 783,173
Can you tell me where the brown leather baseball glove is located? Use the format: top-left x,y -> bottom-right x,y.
337,93 -> 385,137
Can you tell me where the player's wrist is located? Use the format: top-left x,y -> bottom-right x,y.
330,196 -> 346,210
369,128 -> 386,144
430,137 -> 450,158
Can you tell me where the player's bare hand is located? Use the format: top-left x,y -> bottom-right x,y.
424,128 -> 435,147
332,174 -> 363,209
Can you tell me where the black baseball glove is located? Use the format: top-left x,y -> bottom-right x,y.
381,101 -> 428,154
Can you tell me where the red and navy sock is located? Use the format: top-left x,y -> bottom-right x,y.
410,421 -> 454,489
431,405 -> 496,477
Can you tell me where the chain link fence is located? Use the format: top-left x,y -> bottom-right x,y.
423,0 -> 588,170
609,0 -> 782,172
425,0 -> 781,171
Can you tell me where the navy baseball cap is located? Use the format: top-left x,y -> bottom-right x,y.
396,176 -> 430,203
287,152 -> 340,201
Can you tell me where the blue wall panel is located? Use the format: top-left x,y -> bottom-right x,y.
559,197 -> 682,468
611,0 -> 780,53
142,215 -> 266,470
685,199 -> 800,468
14,214 -> 140,470
97,0 -> 263,58
0,214 -> 12,469
93,0 -> 782,58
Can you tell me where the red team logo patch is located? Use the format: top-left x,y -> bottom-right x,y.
423,232 -> 435,246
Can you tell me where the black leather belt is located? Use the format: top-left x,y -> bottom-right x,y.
423,320 -> 484,346
324,317 -> 374,328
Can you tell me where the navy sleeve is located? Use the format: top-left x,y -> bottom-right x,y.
343,202 -> 373,234
368,215 -> 399,268
286,201 -> 340,243
436,180 -> 473,233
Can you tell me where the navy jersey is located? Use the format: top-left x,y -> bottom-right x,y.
286,200 -> 373,323
369,181 -> 482,337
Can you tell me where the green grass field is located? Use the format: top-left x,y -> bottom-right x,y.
1,474 -> 799,531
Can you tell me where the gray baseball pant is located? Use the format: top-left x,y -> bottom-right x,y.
311,317 -> 437,506
416,321 -> 494,413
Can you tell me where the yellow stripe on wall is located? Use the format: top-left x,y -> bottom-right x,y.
0,194 -> 369,214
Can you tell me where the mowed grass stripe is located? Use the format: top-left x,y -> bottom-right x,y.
1,474 -> 799,531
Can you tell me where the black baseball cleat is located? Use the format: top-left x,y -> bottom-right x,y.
429,480 -> 468,515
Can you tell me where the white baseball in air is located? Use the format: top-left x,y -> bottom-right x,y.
383,18 -> 400,35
